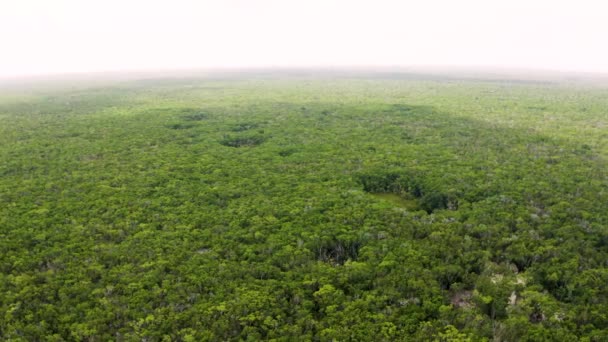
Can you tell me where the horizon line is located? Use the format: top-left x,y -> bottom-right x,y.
2,65 -> 608,83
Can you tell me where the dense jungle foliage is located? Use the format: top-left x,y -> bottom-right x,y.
1,72 -> 607,341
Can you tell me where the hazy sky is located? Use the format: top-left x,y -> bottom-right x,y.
1,0 -> 607,77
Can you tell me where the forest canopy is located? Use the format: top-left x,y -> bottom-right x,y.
1,73 -> 607,341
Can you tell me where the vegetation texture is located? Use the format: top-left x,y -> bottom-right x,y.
1,73 -> 607,341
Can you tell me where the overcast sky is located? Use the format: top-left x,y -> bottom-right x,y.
1,0 -> 607,77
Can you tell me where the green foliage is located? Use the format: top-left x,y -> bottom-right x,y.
220,134 -> 267,148
1,73 -> 607,340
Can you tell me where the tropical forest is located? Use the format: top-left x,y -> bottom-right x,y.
1,71 -> 607,341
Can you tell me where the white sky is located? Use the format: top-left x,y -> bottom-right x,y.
1,0 -> 607,77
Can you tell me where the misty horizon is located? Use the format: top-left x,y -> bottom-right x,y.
2,0 -> 608,78
2,66 -> 608,88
